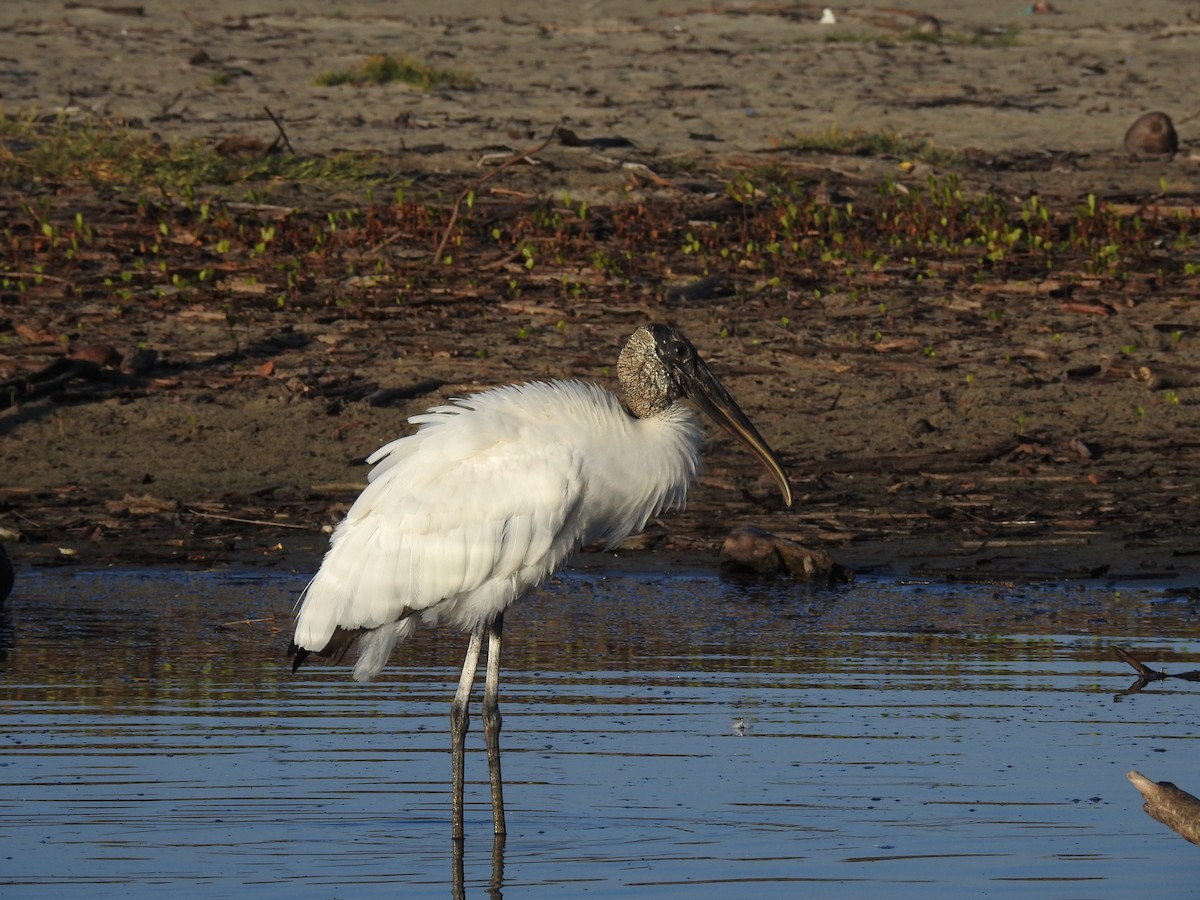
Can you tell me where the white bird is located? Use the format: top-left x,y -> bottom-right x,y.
289,323 -> 792,838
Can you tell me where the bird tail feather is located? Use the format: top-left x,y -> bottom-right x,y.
353,618 -> 417,681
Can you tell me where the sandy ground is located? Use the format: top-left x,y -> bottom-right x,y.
4,0 -> 1199,160
2,1 -> 1200,581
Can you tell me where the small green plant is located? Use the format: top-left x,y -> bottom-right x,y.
0,115 -> 407,190
784,126 -> 961,166
314,54 -> 476,90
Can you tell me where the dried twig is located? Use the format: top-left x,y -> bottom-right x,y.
157,90 -> 185,119
0,271 -> 69,283
431,126 -> 561,264
188,509 -> 310,530
217,615 -> 278,628
263,106 -> 296,155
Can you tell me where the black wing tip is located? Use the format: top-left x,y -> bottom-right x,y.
288,640 -> 311,673
288,627 -> 364,673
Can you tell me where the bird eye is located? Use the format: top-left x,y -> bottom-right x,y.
669,340 -> 691,360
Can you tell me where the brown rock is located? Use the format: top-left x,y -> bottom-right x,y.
1123,111 -> 1179,155
719,525 -> 850,584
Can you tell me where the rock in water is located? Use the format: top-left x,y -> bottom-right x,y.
719,525 -> 850,584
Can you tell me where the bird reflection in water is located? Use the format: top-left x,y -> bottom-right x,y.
453,833 -> 506,899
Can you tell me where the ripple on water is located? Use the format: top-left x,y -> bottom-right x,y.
0,569 -> 1197,896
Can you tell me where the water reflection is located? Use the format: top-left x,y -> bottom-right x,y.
454,834 -> 505,900
0,603 -> 13,665
0,567 -> 1198,895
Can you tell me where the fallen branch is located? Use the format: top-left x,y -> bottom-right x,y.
1112,645 -> 1200,697
188,509 -> 311,530
263,106 -> 296,155
1113,645 -> 1200,682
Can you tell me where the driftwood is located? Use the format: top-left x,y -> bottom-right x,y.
1128,771 -> 1200,847
1112,645 -> 1200,698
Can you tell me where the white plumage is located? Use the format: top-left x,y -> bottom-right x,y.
288,323 -> 792,838
293,380 -> 702,681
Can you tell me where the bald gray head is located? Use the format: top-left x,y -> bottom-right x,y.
617,324 -> 682,418
615,324 -> 794,506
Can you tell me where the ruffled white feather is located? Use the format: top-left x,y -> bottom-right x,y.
293,379 -> 702,678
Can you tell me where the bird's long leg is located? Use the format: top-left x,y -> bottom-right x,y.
451,627 -> 485,841
483,612 -> 506,835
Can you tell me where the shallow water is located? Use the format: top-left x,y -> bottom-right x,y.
1,565 -> 1198,897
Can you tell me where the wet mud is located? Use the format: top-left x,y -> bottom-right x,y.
1,1 -> 1199,581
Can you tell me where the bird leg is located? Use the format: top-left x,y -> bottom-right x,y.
483,612 -> 506,835
451,627 -> 485,841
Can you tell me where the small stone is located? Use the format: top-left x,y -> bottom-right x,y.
910,15 -> 941,37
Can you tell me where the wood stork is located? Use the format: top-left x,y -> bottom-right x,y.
288,323 -> 792,838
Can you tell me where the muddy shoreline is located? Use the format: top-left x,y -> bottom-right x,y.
2,2 -> 1200,584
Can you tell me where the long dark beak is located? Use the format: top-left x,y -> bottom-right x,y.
680,358 -> 794,507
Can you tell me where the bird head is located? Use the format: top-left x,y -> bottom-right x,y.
618,324 -> 793,507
